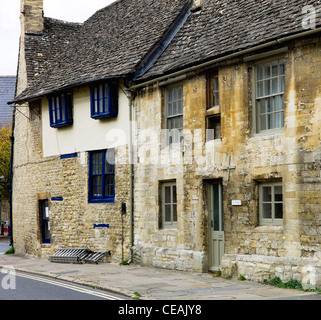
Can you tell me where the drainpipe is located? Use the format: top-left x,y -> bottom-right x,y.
9,107 -> 15,247
123,86 -> 135,262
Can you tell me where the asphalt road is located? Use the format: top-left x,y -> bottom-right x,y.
0,241 -> 10,254
0,271 -> 130,300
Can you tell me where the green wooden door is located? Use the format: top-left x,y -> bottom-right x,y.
208,183 -> 224,271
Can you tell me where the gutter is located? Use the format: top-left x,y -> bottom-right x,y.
130,27 -> 321,89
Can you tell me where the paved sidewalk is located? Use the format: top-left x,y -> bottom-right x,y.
0,238 -> 320,300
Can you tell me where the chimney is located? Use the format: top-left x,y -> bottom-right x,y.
21,0 -> 44,35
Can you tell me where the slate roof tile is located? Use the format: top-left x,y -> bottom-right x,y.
0,76 -> 15,124
138,0 -> 321,81
13,0 -> 191,103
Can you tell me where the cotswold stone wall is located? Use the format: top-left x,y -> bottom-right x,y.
12,103 -> 131,262
133,36 -> 321,288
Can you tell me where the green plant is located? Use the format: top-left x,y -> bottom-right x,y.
133,291 -> 141,300
120,259 -> 130,265
264,276 -> 303,290
4,247 -> 14,255
238,274 -> 246,281
212,269 -> 222,277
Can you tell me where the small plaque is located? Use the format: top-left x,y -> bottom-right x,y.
232,200 -> 242,206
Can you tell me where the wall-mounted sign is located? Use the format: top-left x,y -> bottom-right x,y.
232,200 -> 242,206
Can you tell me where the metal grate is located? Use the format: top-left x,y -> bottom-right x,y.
49,248 -> 110,264
82,251 -> 111,264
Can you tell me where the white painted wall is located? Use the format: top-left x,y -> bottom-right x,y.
42,86 -> 130,157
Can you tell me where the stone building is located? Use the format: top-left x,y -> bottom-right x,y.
10,0 -> 191,261
10,0 -> 321,289
130,0 -> 321,288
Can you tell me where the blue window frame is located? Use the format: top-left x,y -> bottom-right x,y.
48,92 -> 73,128
90,82 -> 118,119
89,149 -> 115,203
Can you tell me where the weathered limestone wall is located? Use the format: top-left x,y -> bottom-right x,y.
133,36 -> 321,288
12,99 -> 131,262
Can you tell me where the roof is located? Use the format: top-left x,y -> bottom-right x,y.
0,76 -> 15,124
12,0 -> 191,103
137,0 -> 321,82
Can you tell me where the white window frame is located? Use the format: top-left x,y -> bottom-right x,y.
161,181 -> 177,228
165,85 -> 183,145
259,182 -> 283,226
254,58 -> 285,134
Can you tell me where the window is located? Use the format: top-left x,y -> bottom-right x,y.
259,182 -> 283,226
255,59 -> 285,132
206,115 -> 221,141
161,182 -> 177,228
48,92 -> 73,128
206,73 -> 221,140
89,149 -> 115,203
166,85 -> 183,144
39,200 -> 50,244
207,74 -> 219,109
90,82 -> 118,119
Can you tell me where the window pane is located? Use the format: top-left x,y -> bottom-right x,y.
275,112 -> 282,128
279,63 -> 285,75
173,185 -> 177,203
274,186 -> 283,201
257,81 -> 263,97
93,176 -> 102,196
105,175 -> 115,197
280,75 -> 285,92
272,64 -> 278,77
173,204 -> 177,222
172,101 -> 177,115
258,100 -> 264,114
178,86 -> 183,99
56,97 -> 61,121
272,78 -> 278,94
165,204 -> 171,222
264,65 -> 271,79
168,103 -> 173,116
275,95 -> 282,111
268,113 -> 273,129
259,114 -> 266,131
262,186 -> 272,202
275,203 -> 283,219
264,80 -> 271,96
105,149 -> 115,171
257,65 -> 263,81
178,100 -> 183,114
262,203 -> 272,219
165,186 -> 171,203
267,97 -> 273,113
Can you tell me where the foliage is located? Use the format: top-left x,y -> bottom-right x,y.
263,276 -> 303,290
238,274 -> 246,281
0,123 -> 12,199
4,246 -> 14,255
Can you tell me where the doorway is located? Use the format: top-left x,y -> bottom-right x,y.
208,183 -> 224,271
39,199 -> 50,244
